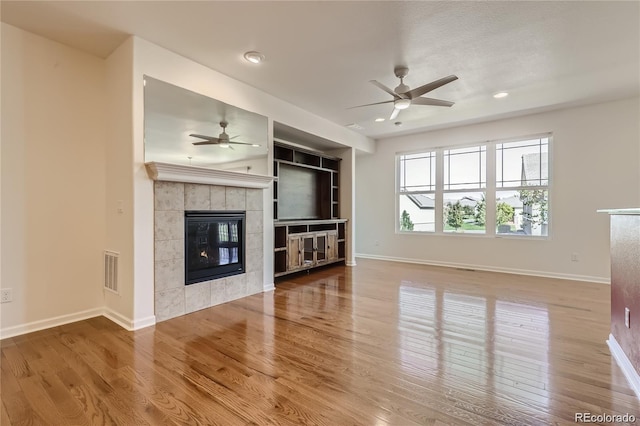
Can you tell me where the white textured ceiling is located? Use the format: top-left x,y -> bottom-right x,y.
2,1 -> 639,140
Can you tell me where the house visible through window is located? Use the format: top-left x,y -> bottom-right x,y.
496,137 -> 549,236
398,151 -> 436,232
443,146 -> 486,234
397,134 -> 550,237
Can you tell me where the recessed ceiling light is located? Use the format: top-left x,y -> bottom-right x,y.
251,144 -> 260,147
243,51 -> 265,64
493,92 -> 509,99
374,118 -> 385,122
345,123 -> 364,130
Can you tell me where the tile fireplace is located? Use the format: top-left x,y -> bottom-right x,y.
153,180 -> 265,322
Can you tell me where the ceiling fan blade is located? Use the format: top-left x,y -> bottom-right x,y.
348,99 -> 395,109
390,108 -> 400,120
229,141 -> 258,146
192,141 -> 217,146
370,80 -> 400,99
405,75 -> 458,99
189,133 -> 217,141
412,97 -> 455,107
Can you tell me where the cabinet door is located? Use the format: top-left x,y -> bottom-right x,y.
327,231 -> 339,262
315,233 -> 328,264
302,235 -> 315,267
287,235 -> 302,271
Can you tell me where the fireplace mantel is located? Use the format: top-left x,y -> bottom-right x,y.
145,162 -> 273,189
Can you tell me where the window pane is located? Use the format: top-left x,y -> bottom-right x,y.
399,152 -> 435,192
443,192 -> 485,234
444,146 -> 486,190
497,137 -> 549,187
496,190 -> 548,236
399,194 -> 435,232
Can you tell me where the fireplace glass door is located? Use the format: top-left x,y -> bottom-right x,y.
185,211 -> 245,284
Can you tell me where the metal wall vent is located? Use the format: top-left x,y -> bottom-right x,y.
104,250 -> 119,294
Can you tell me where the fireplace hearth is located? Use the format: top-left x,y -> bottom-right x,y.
185,211 -> 245,284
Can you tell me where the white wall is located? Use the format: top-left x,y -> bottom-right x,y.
1,23 -> 107,336
356,98 -> 640,283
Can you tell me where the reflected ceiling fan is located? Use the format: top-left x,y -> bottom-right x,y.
190,121 -> 260,149
351,66 -> 458,120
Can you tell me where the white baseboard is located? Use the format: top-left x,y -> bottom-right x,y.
607,333 -> 640,400
102,309 -> 156,331
0,308 -> 156,339
263,282 -> 276,292
0,307 -> 104,339
131,315 -> 156,330
346,260 -> 357,267
355,253 -> 610,284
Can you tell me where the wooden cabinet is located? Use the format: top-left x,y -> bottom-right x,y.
287,231 -> 336,270
275,220 -> 346,277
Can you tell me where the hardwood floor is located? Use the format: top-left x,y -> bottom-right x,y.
2,258 -> 639,425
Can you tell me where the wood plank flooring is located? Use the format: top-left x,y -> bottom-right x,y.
2,258 -> 639,425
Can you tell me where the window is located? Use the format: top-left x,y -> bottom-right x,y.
398,151 -> 436,232
496,137 -> 549,236
396,134 -> 550,237
443,146 -> 486,234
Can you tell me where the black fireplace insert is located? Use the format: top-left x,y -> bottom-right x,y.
185,211 -> 245,285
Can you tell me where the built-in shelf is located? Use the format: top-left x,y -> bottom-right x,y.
273,143 -> 340,221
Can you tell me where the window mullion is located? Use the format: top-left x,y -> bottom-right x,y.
486,144 -> 497,236
435,148 -> 444,233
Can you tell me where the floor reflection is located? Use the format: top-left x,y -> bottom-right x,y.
396,276 -> 554,420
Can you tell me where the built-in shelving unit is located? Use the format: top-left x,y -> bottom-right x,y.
273,142 -> 345,278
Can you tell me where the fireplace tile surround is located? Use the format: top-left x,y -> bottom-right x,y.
153,181 -> 264,322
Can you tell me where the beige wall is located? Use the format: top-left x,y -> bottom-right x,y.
356,98 -> 640,283
1,23 -> 107,335
103,38 -> 137,327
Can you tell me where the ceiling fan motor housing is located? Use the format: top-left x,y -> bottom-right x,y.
394,66 -> 409,79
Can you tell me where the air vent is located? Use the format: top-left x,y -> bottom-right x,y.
104,250 -> 119,293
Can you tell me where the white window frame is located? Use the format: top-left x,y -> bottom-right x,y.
396,149 -> 437,233
395,133 -> 551,238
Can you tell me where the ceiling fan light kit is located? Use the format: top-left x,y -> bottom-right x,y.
350,65 -> 458,121
394,99 -> 411,110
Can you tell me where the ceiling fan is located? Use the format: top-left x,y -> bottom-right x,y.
190,121 -> 260,148
351,66 -> 458,120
